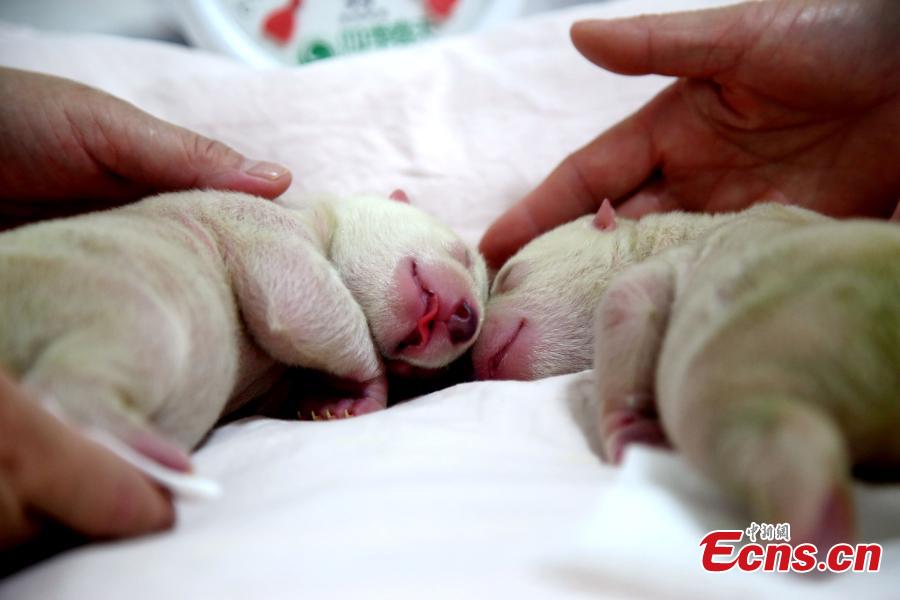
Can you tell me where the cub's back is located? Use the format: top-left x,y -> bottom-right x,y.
660,220 -> 900,459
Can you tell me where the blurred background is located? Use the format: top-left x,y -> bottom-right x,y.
0,0 -> 600,66
0,0 -> 182,42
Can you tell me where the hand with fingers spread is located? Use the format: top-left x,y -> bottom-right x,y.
479,0 -> 900,270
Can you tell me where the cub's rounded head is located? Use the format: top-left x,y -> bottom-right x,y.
328,194 -> 488,370
472,213 -> 639,381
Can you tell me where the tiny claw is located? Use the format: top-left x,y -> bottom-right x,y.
343,409 -> 351,418
311,412 -> 320,421
324,409 -> 333,420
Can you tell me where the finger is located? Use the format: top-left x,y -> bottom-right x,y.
615,179 -> 683,220
94,96 -> 292,199
0,372 -> 175,539
570,1 -> 766,79
479,109 -> 658,268
0,474 -> 38,550
30,413 -> 177,538
0,68 -> 291,210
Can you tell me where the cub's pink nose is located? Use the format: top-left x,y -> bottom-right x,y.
448,300 -> 478,344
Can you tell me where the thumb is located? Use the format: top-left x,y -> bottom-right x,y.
0,370 -> 174,543
95,97 -> 292,199
570,2 -> 764,78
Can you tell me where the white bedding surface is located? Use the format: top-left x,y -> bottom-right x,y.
1,1 -> 898,598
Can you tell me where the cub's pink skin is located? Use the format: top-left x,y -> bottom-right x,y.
595,204 -> 900,547
293,373 -> 388,421
0,190 -> 488,455
323,195 -> 488,375
389,258 -> 481,367
473,202 -> 724,380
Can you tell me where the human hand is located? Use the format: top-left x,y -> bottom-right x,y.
479,0 -> 900,269
0,369 -> 175,552
0,67 -> 292,228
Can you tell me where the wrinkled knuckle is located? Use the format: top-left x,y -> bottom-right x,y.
568,153 -> 602,212
187,134 -> 240,170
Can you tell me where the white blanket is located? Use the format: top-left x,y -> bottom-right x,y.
1,2 -> 898,598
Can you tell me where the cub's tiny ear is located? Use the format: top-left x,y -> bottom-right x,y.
389,189 -> 410,203
592,198 -> 617,232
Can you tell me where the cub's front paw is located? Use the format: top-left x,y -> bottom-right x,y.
295,373 -> 388,421
299,397 -> 386,421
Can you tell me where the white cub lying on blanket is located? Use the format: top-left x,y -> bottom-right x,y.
473,200 -> 731,380
0,191 -> 488,450
475,200 -> 900,545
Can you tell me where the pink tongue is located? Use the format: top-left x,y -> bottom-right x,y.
416,294 -> 440,347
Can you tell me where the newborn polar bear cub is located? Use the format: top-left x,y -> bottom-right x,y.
0,190 -> 488,450
473,200 -> 725,380
476,200 -> 899,544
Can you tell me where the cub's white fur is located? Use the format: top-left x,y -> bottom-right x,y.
473,204 -> 836,380
0,191 -> 487,448
593,205 -> 899,543
473,209 -> 728,380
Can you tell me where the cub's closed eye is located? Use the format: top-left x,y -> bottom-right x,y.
493,265 -> 516,294
450,243 -> 472,271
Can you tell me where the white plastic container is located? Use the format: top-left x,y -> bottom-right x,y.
175,0 -> 532,67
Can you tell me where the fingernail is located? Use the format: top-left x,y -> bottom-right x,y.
572,19 -> 610,32
243,160 -> 290,181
